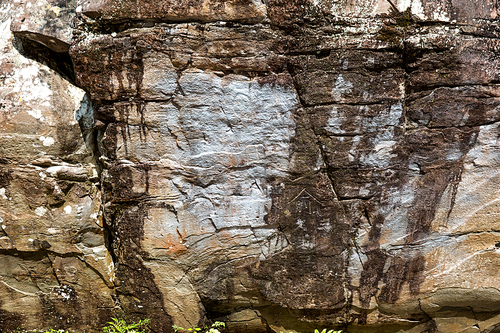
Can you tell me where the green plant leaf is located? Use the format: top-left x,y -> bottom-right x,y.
212,322 -> 225,328
207,329 -> 220,333
102,317 -> 150,333
172,324 -> 184,332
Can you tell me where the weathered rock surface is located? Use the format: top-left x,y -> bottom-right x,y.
5,0 -> 500,332
1,1 -> 115,331
10,0 -> 77,53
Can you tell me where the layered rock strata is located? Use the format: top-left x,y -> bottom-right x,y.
1,1 -> 114,331
4,0 -> 500,332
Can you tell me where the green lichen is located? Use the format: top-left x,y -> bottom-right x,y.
377,8 -> 415,46
377,25 -> 403,45
395,8 -> 414,28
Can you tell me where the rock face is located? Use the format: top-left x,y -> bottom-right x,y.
1,1 -> 115,331
5,0 -> 500,332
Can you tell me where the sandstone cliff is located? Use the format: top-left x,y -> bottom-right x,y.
3,0 -> 500,332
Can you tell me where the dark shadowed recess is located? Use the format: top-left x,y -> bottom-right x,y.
0,306 -> 24,332
12,35 -> 75,85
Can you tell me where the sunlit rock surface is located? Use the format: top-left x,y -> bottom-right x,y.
4,0 -> 500,332
10,0 -> 77,53
0,1 -> 114,331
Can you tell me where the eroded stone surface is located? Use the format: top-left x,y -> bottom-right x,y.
1,2 -> 114,331
6,0 -> 500,332
10,0 -> 77,53
79,0 -> 268,23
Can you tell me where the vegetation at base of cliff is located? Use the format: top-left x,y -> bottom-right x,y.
16,318 -> 343,333
103,318 -> 151,333
14,318 -> 150,333
173,321 -> 225,333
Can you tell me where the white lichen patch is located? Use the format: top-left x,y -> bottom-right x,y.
0,4 -> 13,52
39,136 -> 55,146
63,205 -> 72,214
10,67 -> 53,115
34,206 -> 48,216
331,74 -> 353,102
27,108 -> 43,120
46,165 -> 63,176
107,261 -> 115,283
397,0 -> 411,12
432,2 -> 450,21
411,0 -> 426,19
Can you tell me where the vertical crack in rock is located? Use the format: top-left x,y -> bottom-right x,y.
417,298 -> 438,332
76,37 -> 173,329
246,71 -> 353,329
106,203 -> 173,332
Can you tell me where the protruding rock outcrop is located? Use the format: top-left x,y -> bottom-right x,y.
10,0 -> 76,53
1,1 -> 113,331
4,0 -> 500,332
